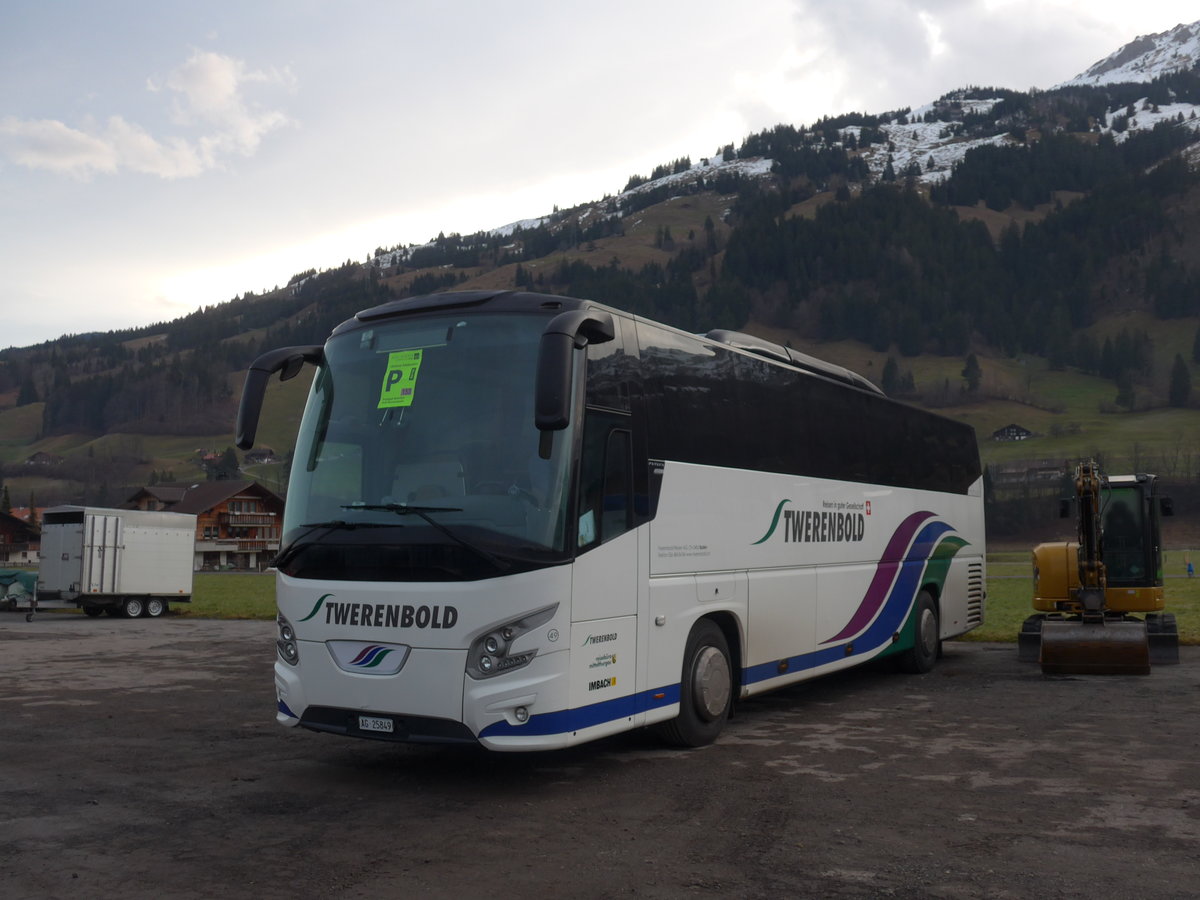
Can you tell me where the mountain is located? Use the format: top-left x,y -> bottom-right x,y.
1059,21 -> 1200,87
2,22 -> 1200,528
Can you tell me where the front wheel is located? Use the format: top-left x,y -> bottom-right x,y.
654,620 -> 733,747
897,590 -> 940,674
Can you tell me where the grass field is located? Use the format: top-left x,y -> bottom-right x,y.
181,561 -> 1200,645
182,573 -> 277,619
963,549 -> 1200,644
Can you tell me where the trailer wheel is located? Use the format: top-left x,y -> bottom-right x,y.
121,596 -> 145,619
82,606 -> 104,618
144,598 -> 166,618
897,590 -> 940,674
654,619 -> 733,748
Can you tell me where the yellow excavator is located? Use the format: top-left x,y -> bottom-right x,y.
1019,460 -> 1179,674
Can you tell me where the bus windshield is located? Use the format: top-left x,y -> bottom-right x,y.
280,312 -> 576,579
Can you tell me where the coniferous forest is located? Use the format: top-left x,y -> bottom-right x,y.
4,70 -> 1200,517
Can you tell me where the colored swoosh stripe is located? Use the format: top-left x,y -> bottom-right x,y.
924,535 -> 969,594
821,510 -> 935,644
752,499 -> 792,544
349,646 -> 394,668
744,519 -> 960,685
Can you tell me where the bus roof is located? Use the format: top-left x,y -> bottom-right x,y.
347,291 -> 886,396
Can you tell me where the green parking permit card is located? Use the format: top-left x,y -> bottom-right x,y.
378,349 -> 423,408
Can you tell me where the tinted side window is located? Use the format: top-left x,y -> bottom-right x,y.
637,323 -> 979,493
577,411 -> 633,550
585,327 -> 630,411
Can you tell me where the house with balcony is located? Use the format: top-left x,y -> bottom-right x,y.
0,511 -> 39,566
123,481 -> 284,571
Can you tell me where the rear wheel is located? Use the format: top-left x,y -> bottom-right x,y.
655,620 -> 733,747
143,597 -> 166,618
897,590 -> 939,674
121,596 -> 145,619
82,605 -> 104,618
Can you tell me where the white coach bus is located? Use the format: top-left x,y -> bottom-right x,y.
237,290 -> 985,751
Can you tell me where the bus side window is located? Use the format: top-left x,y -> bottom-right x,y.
578,414 -> 633,549
601,430 -> 633,540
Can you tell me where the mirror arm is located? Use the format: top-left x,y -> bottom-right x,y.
235,345 -> 323,450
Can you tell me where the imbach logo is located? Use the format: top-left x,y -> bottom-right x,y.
298,593 -> 458,629
752,499 -> 866,545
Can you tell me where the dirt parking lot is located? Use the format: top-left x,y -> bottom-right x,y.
1,613 -> 1198,899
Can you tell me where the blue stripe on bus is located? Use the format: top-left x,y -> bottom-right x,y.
483,519 -> 957,740
479,683 -> 681,738
745,520 -> 952,685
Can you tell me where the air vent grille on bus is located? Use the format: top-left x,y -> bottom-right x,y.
966,562 -> 985,627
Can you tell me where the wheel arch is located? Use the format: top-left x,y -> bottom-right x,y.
921,580 -> 942,623
698,610 -> 743,696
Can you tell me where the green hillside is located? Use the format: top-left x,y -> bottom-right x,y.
3,76 -> 1200,527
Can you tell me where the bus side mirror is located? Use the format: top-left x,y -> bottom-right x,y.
534,310 -> 615,434
236,345 -> 324,450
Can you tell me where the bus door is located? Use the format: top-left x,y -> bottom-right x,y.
567,333 -> 641,720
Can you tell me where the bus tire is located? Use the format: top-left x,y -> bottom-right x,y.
82,605 -> 104,618
121,596 -> 145,619
655,619 -> 733,748
897,590 -> 939,674
144,597 -> 166,618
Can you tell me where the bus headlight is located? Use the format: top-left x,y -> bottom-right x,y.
466,603 -> 558,680
277,613 -> 300,666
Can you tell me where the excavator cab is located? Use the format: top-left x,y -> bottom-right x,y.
1020,465 -> 1178,674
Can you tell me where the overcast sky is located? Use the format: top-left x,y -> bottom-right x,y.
2,1 -> 1197,349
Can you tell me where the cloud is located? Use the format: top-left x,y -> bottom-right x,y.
0,117 -> 118,175
0,50 -> 291,179
764,0 -> 1135,125
158,50 -> 293,158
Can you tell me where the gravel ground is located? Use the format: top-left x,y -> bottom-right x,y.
2,613 -> 1198,899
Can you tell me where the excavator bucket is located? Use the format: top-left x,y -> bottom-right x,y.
1039,619 -> 1151,675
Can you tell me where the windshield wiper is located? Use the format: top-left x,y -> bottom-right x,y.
275,519 -> 396,568
341,503 -> 511,571
344,503 -> 463,514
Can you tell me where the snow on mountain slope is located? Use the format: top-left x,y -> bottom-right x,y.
1059,20 -> 1200,87
366,24 -> 1200,272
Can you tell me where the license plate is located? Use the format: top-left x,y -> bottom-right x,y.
358,715 -> 394,734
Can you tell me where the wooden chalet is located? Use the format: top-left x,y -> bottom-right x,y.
124,481 -> 284,571
0,510 -> 40,566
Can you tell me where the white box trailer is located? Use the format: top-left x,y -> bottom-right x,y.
35,506 -> 196,619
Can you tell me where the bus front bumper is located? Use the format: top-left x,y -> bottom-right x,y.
274,643 -> 573,748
